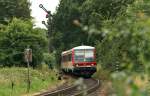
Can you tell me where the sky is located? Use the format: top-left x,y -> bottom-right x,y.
30,0 -> 60,28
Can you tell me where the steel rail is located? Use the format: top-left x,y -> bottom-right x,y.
35,84 -> 77,96
35,79 -> 100,96
74,79 -> 100,96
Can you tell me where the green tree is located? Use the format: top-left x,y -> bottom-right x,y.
80,0 -> 134,28
0,18 -> 47,67
0,0 -> 31,24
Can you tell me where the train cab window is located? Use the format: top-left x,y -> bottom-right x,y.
74,50 -> 84,62
74,49 -> 94,62
85,50 -> 94,62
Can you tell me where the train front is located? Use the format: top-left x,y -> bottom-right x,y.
72,46 -> 96,77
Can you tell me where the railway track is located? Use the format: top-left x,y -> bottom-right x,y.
35,78 -> 100,96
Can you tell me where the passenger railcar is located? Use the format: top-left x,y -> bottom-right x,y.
61,45 -> 96,77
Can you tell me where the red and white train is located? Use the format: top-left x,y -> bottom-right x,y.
61,45 -> 96,77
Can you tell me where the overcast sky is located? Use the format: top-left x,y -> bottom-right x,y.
30,0 -> 60,28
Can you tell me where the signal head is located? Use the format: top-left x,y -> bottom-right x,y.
39,4 -> 43,8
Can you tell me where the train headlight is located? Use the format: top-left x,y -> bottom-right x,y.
76,64 -> 78,67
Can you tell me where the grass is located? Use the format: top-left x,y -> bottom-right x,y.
0,67 -> 59,96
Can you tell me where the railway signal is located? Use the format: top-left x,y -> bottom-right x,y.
42,21 -> 48,28
39,4 -> 53,53
24,48 -> 32,62
24,48 -> 32,93
39,4 -> 49,14
39,4 -> 52,17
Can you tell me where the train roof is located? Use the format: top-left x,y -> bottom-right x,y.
73,45 -> 95,50
61,49 -> 72,55
61,45 -> 95,55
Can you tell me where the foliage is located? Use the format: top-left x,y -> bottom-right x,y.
0,18 -> 47,67
93,1 -> 150,95
0,0 -> 31,24
80,0 -> 134,28
43,52 -> 56,69
96,0 -> 150,72
92,64 -> 111,80
111,72 -> 149,96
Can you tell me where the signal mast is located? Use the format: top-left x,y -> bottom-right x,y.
39,4 -> 53,53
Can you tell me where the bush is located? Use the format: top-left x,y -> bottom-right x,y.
43,52 -> 56,69
92,64 -> 111,81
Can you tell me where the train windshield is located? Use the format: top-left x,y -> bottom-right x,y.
74,49 -> 94,62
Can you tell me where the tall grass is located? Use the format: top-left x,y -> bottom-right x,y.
0,67 -> 58,96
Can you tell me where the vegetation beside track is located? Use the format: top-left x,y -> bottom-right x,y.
0,67 -> 59,96
93,64 -> 150,96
